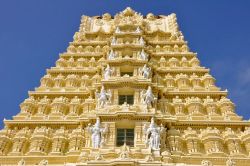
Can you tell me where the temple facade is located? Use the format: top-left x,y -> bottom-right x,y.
0,7 -> 249,166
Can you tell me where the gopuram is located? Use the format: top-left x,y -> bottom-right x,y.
0,7 -> 249,166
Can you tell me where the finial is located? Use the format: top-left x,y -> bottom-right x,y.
122,7 -> 135,16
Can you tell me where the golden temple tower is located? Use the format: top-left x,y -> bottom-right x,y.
0,7 -> 249,166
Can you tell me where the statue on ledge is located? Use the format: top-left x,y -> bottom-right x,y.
139,49 -> 148,60
87,117 -> 108,148
143,117 -> 166,150
139,37 -> 145,45
140,86 -> 156,108
108,50 -> 116,60
139,64 -> 151,79
115,27 -> 121,33
111,37 -> 117,45
104,64 -> 113,80
96,86 -> 112,108
135,27 -> 141,33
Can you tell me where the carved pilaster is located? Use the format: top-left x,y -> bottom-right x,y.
183,127 -> 201,155
201,127 -> 225,156
68,127 -> 84,155
167,128 -> 183,155
28,126 -> 51,155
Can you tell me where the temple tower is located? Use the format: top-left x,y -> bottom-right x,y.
0,7 -> 249,166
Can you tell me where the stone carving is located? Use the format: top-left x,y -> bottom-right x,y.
139,49 -> 148,60
54,74 -> 65,88
92,13 -> 113,33
95,152 -> 103,161
140,86 -> 156,107
135,27 -> 141,33
38,159 -> 48,166
66,74 -> 79,87
12,127 -> 31,154
87,118 -> 108,148
119,143 -> 130,159
114,7 -> 143,26
69,96 -> 81,116
143,117 -> 166,150
78,151 -> 89,162
145,153 -> 154,162
104,64 -> 113,80
108,50 -> 116,60
20,96 -> 37,115
96,86 -> 112,108
40,74 -> 53,87
68,126 -> 84,153
111,37 -> 117,45
37,96 -> 51,115
115,27 -> 121,33
139,64 -> 151,79
226,158 -> 236,166
201,160 -> 213,166
51,96 -> 68,115
139,37 -> 145,45
160,124 -> 167,149
17,159 -> 25,166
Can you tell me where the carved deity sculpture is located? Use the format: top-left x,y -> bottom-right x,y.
135,27 -> 141,33
139,64 -> 151,79
143,117 -> 166,150
140,86 -> 156,107
115,27 -> 121,33
139,49 -> 148,60
95,86 -> 112,108
104,64 -> 113,80
87,118 -> 108,148
111,37 -> 117,45
139,37 -> 145,45
108,50 -> 116,60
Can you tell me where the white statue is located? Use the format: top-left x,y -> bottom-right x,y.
135,27 -> 141,33
104,64 -> 113,80
96,86 -> 112,108
115,27 -> 121,33
108,50 -> 116,60
87,117 -> 108,148
143,117 -> 165,150
139,37 -> 145,45
140,86 -> 156,107
139,64 -> 151,79
139,49 -> 148,60
111,37 -> 117,45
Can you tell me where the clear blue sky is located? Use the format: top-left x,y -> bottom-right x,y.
0,0 -> 250,128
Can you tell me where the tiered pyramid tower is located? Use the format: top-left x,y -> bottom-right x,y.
0,7 -> 249,166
